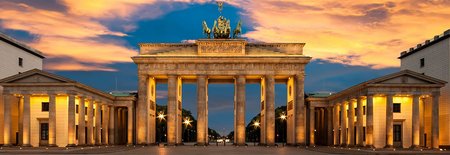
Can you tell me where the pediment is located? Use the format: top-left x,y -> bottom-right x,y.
0,69 -> 74,84
368,70 -> 446,85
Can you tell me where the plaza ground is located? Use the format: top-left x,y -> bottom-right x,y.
0,143 -> 449,155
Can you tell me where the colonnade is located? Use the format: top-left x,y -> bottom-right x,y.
328,93 -> 440,149
1,92 -> 133,147
137,74 -> 306,146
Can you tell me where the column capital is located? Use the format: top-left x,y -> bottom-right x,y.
264,74 -> 275,79
235,74 -> 246,79
432,91 -> 440,97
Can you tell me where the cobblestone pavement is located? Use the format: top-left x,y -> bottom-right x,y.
0,144 -> 449,155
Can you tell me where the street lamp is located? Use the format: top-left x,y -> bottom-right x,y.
279,112 -> 286,147
157,111 -> 166,144
183,117 -> 192,142
252,121 -> 260,146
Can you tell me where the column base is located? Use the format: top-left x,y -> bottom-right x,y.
365,145 -> 375,149
2,144 -> 13,147
355,144 -> 364,148
346,144 -> 354,148
340,144 -> 347,147
384,144 -> 393,148
47,144 -> 58,147
21,144 -> 32,147
409,145 -> 422,150
66,144 -> 77,147
77,144 -> 87,147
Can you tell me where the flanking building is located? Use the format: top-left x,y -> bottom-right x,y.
0,69 -> 135,147
0,32 -> 44,78
308,70 -> 445,149
400,29 -> 450,147
307,29 -> 450,149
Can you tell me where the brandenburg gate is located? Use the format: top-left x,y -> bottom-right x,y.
131,2 -> 311,146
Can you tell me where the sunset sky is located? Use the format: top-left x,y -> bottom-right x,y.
1,0 -> 449,135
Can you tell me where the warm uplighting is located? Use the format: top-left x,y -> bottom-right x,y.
183,117 -> 192,127
157,111 -> 166,121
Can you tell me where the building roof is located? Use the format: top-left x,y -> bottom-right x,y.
398,29 -> 450,59
327,70 -> 447,100
0,69 -> 115,100
0,32 -> 45,59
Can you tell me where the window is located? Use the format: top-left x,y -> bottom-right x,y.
85,107 -> 88,115
76,105 -> 79,114
40,123 -> 49,140
76,125 -> 78,140
363,106 -> 366,115
420,58 -> 425,67
363,127 -> 366,141
18,57 -> 23,67
393,103 -> 401,113
42,102 -> 49,112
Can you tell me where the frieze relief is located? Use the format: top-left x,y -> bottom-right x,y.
139,63 -> 303,73
197,39 -> 246,55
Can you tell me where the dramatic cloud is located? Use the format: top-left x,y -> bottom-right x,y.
239,0 -> 450,68
1,0 -> 450,71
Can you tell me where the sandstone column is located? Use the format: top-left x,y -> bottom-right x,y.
3,94 -> 11,146
67,94 -> 76,146
333,104 -> 339,146
22,94 -> 31,146
309,106 -> 315,146
235,75 -> 246,145
87,99 -> 94,145
48,93 -> 57,146
385,94 -> 393,148
431,92 -> 440,149
265,75 -> 275,145
78,96 -> 86,146
260,77 -> 266,145
348,100 -> 355,147
127,105 -> 134,145
327,107 -> 333,146
411,94 -> 420,148
340,102 -> 347,146
109,106 -> 115,145
356,97 -> 363,147
102,104 -> 109,145
137,74 -> 149,144
167,75 -> 178,145
295,74 -> 305,145
419,98 -> 425,147
366,95 -> 374,148
95,101 -> 102,145
197,75 -> 208,145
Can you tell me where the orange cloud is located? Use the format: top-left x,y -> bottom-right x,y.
1,0 -> 450,71
0,1 -> 135,71
239,0 -> 450,69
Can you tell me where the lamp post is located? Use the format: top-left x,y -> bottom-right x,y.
279,112 -> 286,147
157,111 -> 166,144
183,117 -> 192,142
253,121 -> 260,146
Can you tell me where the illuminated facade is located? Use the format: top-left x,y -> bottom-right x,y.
0,69 -> 135,147
132,39 -> 311,146
307,70 -> 446,149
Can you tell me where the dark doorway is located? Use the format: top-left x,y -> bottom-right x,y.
393,123 -> 402,147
